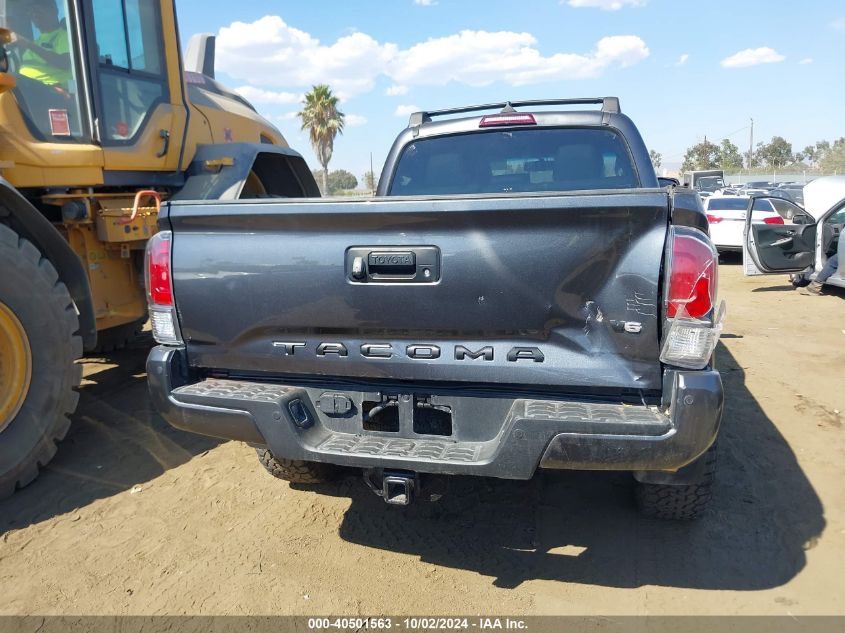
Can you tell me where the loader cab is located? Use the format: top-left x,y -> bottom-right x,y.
1,0 -> 89,141
0,0 -> 187,178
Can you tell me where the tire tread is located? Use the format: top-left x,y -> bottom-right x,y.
0,224 -> 81,500
255,448 -> 338,484
635,447 -> 717,520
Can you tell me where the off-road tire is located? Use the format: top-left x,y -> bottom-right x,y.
635,444 -> 717,520
255,448 -> 338,484
89,315 -> 147,354
0,224 -> 82,499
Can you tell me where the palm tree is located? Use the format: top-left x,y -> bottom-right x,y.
298,85 -> 345,194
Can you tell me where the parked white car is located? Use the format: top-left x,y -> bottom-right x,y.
703,195 -> 784,252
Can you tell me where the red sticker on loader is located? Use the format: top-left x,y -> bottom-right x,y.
49,109 -> 70,136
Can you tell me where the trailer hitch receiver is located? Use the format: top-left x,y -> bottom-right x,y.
364,469 -> 418,506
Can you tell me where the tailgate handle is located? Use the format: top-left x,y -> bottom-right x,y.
346,246 -> 439,283
367,251 -> 416,275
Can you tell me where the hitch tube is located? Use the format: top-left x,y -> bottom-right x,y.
364,469 -> 418,506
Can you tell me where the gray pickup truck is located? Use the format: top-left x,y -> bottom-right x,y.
145,97 -> 725,519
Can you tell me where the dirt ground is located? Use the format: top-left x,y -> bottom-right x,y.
1,259 -> 843,616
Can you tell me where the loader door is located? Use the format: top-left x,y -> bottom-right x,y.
744,197 -> 816,274
85,0 -> 186,172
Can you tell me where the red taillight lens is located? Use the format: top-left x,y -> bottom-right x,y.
706,214 -> 722,224
763,216 -> 784,224
666,229 -> 718,320
146,231 -> 173,306
479,113 -> 537,127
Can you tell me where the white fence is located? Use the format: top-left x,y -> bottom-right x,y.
722,171 -> 839,185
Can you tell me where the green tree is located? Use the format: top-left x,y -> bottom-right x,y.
298,84 -> 345,194
803,145 -> 818,167
719,138 -> 743,170
814,140 -> 832,169
362,169 -> 378,193
819,137 -> 845,173
681,139 -> 720,172
755,136 -> 793,168
327,169 -> 358,193
649,149 -> 662,171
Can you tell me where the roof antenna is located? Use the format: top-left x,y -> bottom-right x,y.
500,102 -> 516,113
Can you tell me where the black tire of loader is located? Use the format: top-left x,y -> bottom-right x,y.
255,447 -> 339,484
0,223 -> 82,499
89,315 -> 147,354
635,443 -> 718,520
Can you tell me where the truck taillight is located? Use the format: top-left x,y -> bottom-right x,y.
705,214 -> 722,224
147,231 -> 172,306
145,231 -> 182,345
666,228 -> 717,319
660,227 -> 725,370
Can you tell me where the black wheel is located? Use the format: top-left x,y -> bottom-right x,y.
635,444 -> 717,520
255,447 -> 338,484
89,315 -> 147,354
0,224 -> 82,499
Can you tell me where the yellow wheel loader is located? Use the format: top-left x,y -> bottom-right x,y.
0,0 -> 319,498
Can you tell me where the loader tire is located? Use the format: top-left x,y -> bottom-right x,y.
255,448 -> 338,484
635,444 -> 717,520
89,315 -> 147,354
0,224 -> 82,499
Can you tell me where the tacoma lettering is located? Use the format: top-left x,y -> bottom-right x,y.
455,345 -> 494,361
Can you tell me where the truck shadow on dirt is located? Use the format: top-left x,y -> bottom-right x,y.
0,335 -> 221,534
313,342 -> 825,590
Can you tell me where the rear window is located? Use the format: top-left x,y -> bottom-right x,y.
696,176 -> 725,192
707,198 -> 747,211
707,198 -> 773,211
387,128 -> 639,196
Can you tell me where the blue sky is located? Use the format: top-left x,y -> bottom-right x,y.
175,0 -> 845,179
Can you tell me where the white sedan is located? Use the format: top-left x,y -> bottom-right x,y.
703,196 -> 784,252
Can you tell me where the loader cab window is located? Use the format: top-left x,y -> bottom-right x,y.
90,0 -> 166,142
1,0 -> 88,141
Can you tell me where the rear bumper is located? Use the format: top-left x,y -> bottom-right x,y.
147,346 -> 723,479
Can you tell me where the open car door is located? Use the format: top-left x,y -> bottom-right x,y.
744,197 -> 816,274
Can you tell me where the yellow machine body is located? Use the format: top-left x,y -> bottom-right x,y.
0,0 -> 287,334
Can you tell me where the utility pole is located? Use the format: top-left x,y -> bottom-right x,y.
369,152 -> 375,196
747,117 -> 754,169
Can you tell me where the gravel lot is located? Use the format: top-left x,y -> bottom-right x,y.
1,259 -> 843,616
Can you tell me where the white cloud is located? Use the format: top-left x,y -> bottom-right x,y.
799,57 -> 813,65
832,17 -> 845,31
274,111 -> 299,122
720,47 -> 785,68
566,0 -> 646,10
414,0 -> 437,5
234,86 -> 299,105
216,16 -> 649,98
675,53 -> 689,66
388,32 -> 649,87
345,114 -> 368,127
217,16 -> 397,99
386,85 -> 409,96
394,105 -> 420,118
